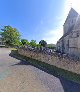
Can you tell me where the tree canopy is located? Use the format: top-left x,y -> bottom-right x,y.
30,40 -> 37,47
21,39 -> 29,46
39,40 -> 47,47
47,44 -> 56,49
1,26 -> 21,46
0,26 -> 53,49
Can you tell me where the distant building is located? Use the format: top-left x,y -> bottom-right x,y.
56,8 -> 80,58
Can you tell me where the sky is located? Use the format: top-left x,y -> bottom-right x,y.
0,0 -> 80,44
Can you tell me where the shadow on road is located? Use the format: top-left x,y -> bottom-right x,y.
59,76 -> 80,92
9,50 -> 80,92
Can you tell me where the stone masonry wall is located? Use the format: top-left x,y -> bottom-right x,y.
18,49 -> 80,74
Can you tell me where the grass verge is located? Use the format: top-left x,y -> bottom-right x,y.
10,50 -> 80,84
8,48 -> 17,50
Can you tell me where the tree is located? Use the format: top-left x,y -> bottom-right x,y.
36,44 -> 41,48
39,40 -> 47,47
1,26 -> 21,46
47,44 -> 56,49
30,40 -> 37,47
0,32 -> 2,35
21,39 -> 29,46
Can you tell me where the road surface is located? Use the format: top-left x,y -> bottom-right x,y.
0,48 -> 80,92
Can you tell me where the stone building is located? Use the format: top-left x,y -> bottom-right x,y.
56,8 -> 80,58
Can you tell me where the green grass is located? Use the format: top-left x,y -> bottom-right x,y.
11,50 -> 80,84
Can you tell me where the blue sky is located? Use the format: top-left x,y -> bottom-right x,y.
0,0 -> 80,44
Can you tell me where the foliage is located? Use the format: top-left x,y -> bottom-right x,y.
0,32 -> 2,35
36,44 -> 41,49
39,40 -> 47,47
1,26 -> 21,46
30,40 -> 37,47
21,39 -> 29,46
47,44 -> 56,49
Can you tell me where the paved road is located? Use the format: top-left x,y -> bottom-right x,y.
0,48 -> 80,92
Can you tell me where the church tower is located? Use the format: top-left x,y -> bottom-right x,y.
63,8 -> 79,34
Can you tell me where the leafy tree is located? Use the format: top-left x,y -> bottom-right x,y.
21,39 -> 29,46
47,44 -> 56,49
36,44 -> 41,49
0,32 -> 2,35
1,26 -> 21,46
30,40 -> 36,47
39,40 -> 47,47
0,29 -> 3,36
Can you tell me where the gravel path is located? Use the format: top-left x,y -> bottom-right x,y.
0,48 -> 80,92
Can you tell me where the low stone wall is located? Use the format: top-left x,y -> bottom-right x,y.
18,49 -> 80,74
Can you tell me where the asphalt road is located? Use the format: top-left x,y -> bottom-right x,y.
0,48 -> 80,92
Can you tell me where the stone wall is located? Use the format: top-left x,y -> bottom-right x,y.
18,49 -> 80,74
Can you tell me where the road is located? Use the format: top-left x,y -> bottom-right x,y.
0,48 -> 80,92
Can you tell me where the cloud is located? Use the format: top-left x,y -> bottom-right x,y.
71,0 -> 80,14
64,0 -> 80,14
43,28 -> 63,44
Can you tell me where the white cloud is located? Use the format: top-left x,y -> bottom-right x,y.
43,28 -> 63,44
72,0 -> 80,14
64,0 -> 80,14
